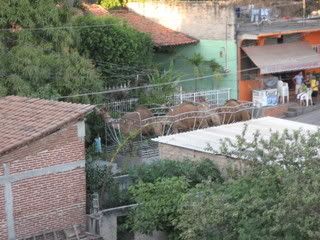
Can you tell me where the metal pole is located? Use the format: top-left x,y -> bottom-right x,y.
302,0 -> 306,19
225,17 -> 228,70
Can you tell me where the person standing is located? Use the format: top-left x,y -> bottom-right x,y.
293,72 -> 304,94
310,75 -> 319,104
306,74 -> 311,85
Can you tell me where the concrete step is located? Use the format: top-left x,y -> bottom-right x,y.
286,111 -> 297,118
286,103 -> 320,118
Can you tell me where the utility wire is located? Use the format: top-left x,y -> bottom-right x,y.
0,23 -> 124,32
56,50 -> 320,100
55,66 -> 256,100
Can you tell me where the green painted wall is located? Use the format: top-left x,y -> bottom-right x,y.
155,39 -> 237,98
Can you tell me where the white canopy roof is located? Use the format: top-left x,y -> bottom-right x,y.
152,117 -> 318,154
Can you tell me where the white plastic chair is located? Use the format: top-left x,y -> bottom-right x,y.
306,89 -> 313,106
299,89 -> 313,106
277,81 -> 289,103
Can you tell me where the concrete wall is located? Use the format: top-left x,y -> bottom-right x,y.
0,122 -> 87,239
135,231 -> 168,240
158,143 -> 246,174
98,205 -> 167,240
156,39 -> 238,98
128,1 -> 235,40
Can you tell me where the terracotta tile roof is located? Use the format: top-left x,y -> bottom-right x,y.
111,10 -> 199,47
0,96 -> 95,156
82,3 -> 109,16
82,4 -> 198,47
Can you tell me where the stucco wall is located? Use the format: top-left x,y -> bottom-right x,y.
130,1 -> 238,98
128,1 -> 235,40
156,40 -> 238,98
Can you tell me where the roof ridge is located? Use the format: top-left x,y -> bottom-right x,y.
0,96 -> 95,157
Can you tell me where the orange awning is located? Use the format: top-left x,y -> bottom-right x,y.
242,41 -> 320,74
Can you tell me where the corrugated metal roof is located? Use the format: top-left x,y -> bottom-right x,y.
152,117 -> 318,154
242,41 -> 320,74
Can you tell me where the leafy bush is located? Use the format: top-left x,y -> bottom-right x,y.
128,159 -> 223,186
0,44 -> 103,103
74,15 -> 154,87
128,177 -> 189,239
177,164 -> 320,240
0,0 -> 104,103
126,159 -> 222,238
100,0 -> 128,9
177,129 -> 320,240
86,158 -> 133,209
138,66 -> 179,105
128,130 -> 320,239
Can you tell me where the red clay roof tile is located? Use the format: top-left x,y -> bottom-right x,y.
111,10 -> 199,47
82,3 -> 109,16
0,96 -> 95,156
83,4 -> 198,47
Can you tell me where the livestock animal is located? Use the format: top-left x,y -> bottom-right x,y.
219,99 -> 251,124
119,106 -> 154,136
162,102 -> 221,134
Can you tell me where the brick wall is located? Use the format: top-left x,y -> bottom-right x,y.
0,122 -> 86,239
261,103 -> 290,118
1,124 -> 84,173
0,186 -> 7,240
158,143 -> 247,175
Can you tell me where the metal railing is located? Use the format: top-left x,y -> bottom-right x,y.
105,89 -> 232,113
106,98 -> 139,112
173,88 -> 231,106
237,17 -> 320,34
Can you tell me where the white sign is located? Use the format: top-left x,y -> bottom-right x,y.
253,89 -> 278,107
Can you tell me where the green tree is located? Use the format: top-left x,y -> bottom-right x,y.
186,53 -> 204,91
209,59 -> 224,89
128,177 -> 189,239
74,15 -> 154,88
186,53 -> 224,90
0,0 -> 104,103
138,65 -> 179,105
177,129 -> 320,240
99,0 -> 128,9
129,159 -> 223,186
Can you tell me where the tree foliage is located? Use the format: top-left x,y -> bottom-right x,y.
99,0 -> 128,9
138,66 -> 179,105
128,177 -> 189,239
128,159 -> 223,186
74,15 -> 154,87
178,129 -> 320,240
128,129 -> 320,240
185,53 -> 224,90
0,0 -> 104,103
127,159 -> 223,238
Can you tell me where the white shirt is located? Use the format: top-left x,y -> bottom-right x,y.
293,75 -> 303,85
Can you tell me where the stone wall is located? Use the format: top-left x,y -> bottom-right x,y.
0,122 -> 86,239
